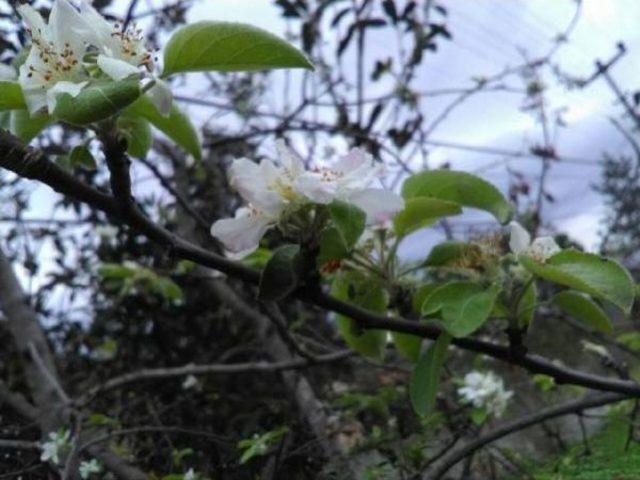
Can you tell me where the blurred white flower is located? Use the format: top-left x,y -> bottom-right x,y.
509,221 -> 560,262
184,468 -> 196,480
182,374 -> 200,390
458,370 -> 513,418
211,141 -> 403,255
40,429 -> 70,465
17,0 -> 90,115
79,459 -> 102,479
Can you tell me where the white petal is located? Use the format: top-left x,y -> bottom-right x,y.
346,188 -> 404,224
294,172 -> 337,203
49,0 -> 86,54
18,50 -> 49,115
333,147 -> 370,175
509,221 -> 531,255
0,64 -> 16,81
276,139 -> 304,177
147,78 -> 173,116
229,158 -> 283,213
17,5 -> 48,41
530,236 -> 560,260
46,80 -> 88,113
77,0 -> 118,52
210,208 -> 273,254
97,54 -> 140,81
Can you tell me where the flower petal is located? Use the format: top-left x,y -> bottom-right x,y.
77,0 -> 118,54
97,54 -> 140,81
147,78 -> 173,116
17,5 -> 48,42
346,188 -> 404,224
46,80 -> 88,113
229,158 -> 283,213
49,0 -> 86,54
294,172 -> 337,203
276,139 -> 304,177
210,207 -> 273,254
530,236 -> 560,260
508,221 -> 531,255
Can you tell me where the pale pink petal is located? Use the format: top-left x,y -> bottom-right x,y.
294,172 -> 337,204
210,208 -> 273,254
346,188 -> 404,224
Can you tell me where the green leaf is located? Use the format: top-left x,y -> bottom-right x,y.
401,170 -> 514,224
392,331 -> 422,362
520,249 -> 635,314
258,244 -> 302,301
331,271 -> 388,359
117,114 -> 152,158
517,282 -> 537,328
162,21 -> 313,77
125,95 -> 201,160
0,82 -> 25,110
423,241 -> 481,267
317,227 -> 349,266
422,282 -> 500,338
69,145 -> 96,170
328,200 -> 366,248
393,197 -> 461,237
10,110 -> 51,142
553,290 -> 612,334
410,332 -> 451,416
53,80 -> 141,125
155,276 -> 184,303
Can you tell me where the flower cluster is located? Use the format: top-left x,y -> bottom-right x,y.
17,0 -> 170,116
457,370 -> 513,418
40,429 -> 71,465
509,221 -> 560,262
211,141 -> 404,256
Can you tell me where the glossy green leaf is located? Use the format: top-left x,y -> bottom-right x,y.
10,110 -> 51,142
553,290 -> 612,334
410,332 -> 451,416
517,282 -> 537,328
393,197 -> 461,237
53,80 -> 141,125
125,95 -> 201,160
117,114 -> 152,158
258,244 -> 302,301
520,249 -> 635,314
162,21 -> 313,77
328,200 -> 366,248
69,145 -> 96,170
0,82 -> 25,110
317,227 -> 349,267
401,170 -> 514,224
392,331 -> 422,362
332,271 -> 388,359
422,282 -> 500,338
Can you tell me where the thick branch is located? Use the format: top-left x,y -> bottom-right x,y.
1,129 -> 640,397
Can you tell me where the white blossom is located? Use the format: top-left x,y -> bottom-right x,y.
79,459 -> 102,479
182,374 -> 200,390
211,141 -> 404,256
458,370 -> 513,418
509,221 -> 560,262
40,429 -> 71,465
17,0 -> 90,115
184,468 -> 196,480
76,0 -> 172,115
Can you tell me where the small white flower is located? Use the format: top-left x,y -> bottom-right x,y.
79,459 -> 102,479
17,0 -> 90,115
182,374 -> 200,390
458,371 -> 513,418
76,1 -> 171,115
211,141 -> 404,255
40,429 -> 71,465
509,221 -> 560,262
184,468 -> 196,480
